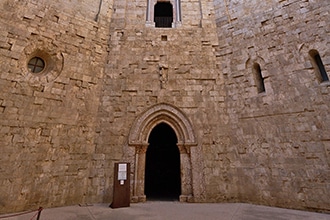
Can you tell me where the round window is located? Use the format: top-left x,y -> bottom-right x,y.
28,57 -> 45,73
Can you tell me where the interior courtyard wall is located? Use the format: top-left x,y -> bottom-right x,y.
0,0 -> 112,213
213,0 -> 330,211
0,0 -> 329,215
95,0 -> 226,204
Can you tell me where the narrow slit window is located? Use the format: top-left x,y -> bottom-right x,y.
253,63 -> 266,93
309,50 -> 329,83
154,2 -> 173,28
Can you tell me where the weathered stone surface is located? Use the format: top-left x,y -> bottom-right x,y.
0,0 -> 110,213
213,0 -> 330,212
0,0 -> 329,215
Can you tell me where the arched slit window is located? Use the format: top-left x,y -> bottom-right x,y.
253,63 -> 266,93
154,2 -> 173,28
309,50 -> 329,83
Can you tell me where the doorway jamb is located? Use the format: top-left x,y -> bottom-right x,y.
132,143 -> 148,202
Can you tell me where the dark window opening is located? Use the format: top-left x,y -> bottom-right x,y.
154,2 -> 173,28
309,50 -> 329,83
145,123 -> 181,201
28,57 -> 45,73
254,63 -> 266,93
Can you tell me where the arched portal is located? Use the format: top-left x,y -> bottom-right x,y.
128,103 -> 198,202
145,123 -> 181,200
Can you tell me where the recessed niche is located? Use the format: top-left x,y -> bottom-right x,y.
20,44 -> 64,84
26,49 -> 54,76
309,49 -> 329,83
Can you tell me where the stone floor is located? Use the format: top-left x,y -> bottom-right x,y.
1,202 -> 329,220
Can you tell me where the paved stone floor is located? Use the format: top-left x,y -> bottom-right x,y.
1,202 -> 329,220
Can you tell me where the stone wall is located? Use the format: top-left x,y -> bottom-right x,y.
0,0 -> 112,213
0,0 -> 329,215
213,0 -> 330,211
95,0 -> 223,204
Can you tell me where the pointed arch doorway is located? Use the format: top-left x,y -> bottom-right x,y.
128,103 -> 200,203
145,123 -> 181,201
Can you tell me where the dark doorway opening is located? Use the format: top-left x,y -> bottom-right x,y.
145,123 -> 181,201
154,2 -> 173,28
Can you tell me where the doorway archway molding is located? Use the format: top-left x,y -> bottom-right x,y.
128,103 -> 197,202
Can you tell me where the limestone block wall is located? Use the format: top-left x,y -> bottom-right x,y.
95,0 -> 225,203
213,0 -> 330,211
1,0 -> 329,215
0,0 -> 111,213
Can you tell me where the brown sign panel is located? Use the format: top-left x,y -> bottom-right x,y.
110,162 -> 131,208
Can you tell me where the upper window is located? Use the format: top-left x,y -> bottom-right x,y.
309,50 -> 329,83
154,2 -> 173,28
146,0 -> 181,28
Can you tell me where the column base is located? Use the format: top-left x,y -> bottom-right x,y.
131,195 -> 146,203
179,195 -> 194,202
145,21 -> 155,27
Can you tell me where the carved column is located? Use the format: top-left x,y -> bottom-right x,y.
178,143 -> 194,202
146,0 -> 155,27
132,143 -> 148,202
176,0 -> 181,21
146,0 -> 151,21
